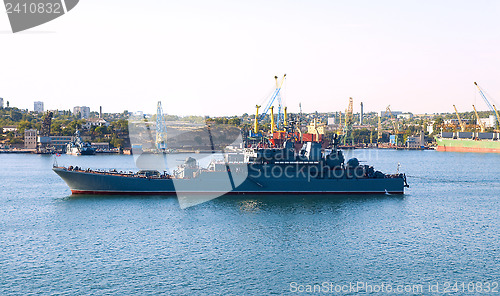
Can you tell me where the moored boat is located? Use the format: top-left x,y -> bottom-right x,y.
436,132 -> 500,153
66,130 -> 96,155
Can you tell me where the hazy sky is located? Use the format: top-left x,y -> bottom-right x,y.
1,0 -> 500,116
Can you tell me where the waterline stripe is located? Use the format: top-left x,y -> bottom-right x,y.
71,190 -> 404,195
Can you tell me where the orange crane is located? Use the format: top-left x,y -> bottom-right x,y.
345,97 -> 354,126
253,105 -> 261,134
342,98 -> 354,145
472,105 -> 486,132
453,105 -> 466,132
385,105 -> 399,134
377,114 -> 382,140
337,111 -> 343,135
384,105 -> 400,145
493,105 -> 500,130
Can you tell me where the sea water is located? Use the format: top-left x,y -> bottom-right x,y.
0,150 -> 499,295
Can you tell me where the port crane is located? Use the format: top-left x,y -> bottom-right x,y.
384,105 -> 400,145
377,114 -> 382,140
472,104 -> 486,132
156,101 -> 167,150
252,74 -> 287,136
453,105 -> 466,132
336,111 -> 342,136
253,104 -> 261,135
384,106 -> 399,133
341,97 -> 354,145
474,82 -> 500,129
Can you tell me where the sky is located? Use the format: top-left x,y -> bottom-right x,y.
1,0 -> 500,116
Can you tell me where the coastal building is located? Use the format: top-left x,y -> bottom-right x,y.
73,106 -> 91,119
414,114 -> 436,119
49,136 -> 73,151
397,113 -> 413,120
426,121 -> 435,134
91,142 -> 110,151
478,115 -> 497,128
83,118 -> 109,129
2,126 -> 18,133
48,110 -> 67,116
390,135 -> 397,145
444,118 -> 471,125
24,129 -> 38,149
406,133 -> 425,149
307,119 -> 325,135
34,101 -> 44,113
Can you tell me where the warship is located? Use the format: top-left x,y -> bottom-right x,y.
53,140 -> 408,196
66,130 -> 96,155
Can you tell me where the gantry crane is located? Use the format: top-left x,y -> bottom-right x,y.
453,105 -> 466,132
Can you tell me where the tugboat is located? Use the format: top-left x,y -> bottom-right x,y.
66,130 -> 96,155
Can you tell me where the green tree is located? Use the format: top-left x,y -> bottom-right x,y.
10,110 -> 22,121
9,137 -> 23,144
228,117 -> 241,126
17,120 -> 32,133
95,126 -> 108,136
110,137 -> 124,148
51,121 -> 63,135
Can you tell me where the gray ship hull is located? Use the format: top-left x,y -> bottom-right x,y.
53,167 -> 406,195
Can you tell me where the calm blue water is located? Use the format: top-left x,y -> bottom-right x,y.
1,150 -> 499,295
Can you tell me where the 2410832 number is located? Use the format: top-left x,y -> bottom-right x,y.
443,282 -> 498,293
5,2 -> 62,14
